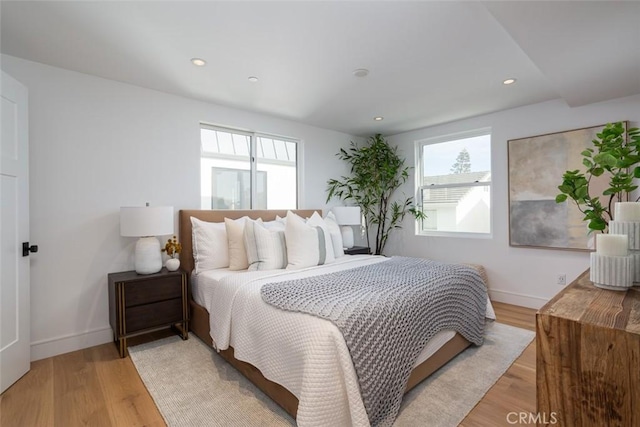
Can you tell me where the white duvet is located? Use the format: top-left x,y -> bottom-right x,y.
195,255 -> 495,427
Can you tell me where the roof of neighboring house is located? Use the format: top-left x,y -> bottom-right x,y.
422,171 -> 491,204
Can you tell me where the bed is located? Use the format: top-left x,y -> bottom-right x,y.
179,209 -> 493,426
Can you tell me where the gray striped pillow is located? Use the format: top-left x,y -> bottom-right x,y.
244,220 -> 287,271
284,210 -> 331,269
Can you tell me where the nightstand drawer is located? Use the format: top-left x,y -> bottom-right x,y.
124,276 -> 182,307
109,268 -> 188,357
125,298 -> 183,332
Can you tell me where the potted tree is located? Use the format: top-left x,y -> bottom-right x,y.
327,134 -> 424,255
556,122 -> 640,231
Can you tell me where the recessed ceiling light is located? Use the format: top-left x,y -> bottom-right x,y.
248,76 -> 259,83
503,78 -> 517,85
191,58 -> 207,67
374,116 -> 384,121
353,68 -> 369,78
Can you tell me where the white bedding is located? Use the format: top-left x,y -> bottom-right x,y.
194,255 -> 495,427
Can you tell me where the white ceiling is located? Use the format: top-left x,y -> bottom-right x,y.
2,1 -> 639,136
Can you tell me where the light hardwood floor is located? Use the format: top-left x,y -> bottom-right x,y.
0,302 -> 536,427
460,302 -> 536,426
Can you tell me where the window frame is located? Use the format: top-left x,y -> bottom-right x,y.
415,127 -> 492,238
200,123 -> 301,210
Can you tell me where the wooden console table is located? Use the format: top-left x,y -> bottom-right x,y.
537,270 -> 640,426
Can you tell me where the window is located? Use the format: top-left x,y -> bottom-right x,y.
416,129 -> 491,236
200,125 -> 298,209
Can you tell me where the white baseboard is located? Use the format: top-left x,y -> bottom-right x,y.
489,289 -> 549,310
28,290 -> 545,361
30,326 -> 113,361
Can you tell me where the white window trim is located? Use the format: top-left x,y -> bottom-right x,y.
255,132 -> 302,209
414,127 -> 493,238
200,123 -> 302,209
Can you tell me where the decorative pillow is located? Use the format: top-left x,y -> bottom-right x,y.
225,217 -> 250,270
263,219 -> 285,231
307,212 -> 336,263
244,220 -> 287,270
190,217 -> 228,273
285,211 -> 329,269
323,211 -> 345,258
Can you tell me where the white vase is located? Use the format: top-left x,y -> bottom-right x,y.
166,258 -> 180,272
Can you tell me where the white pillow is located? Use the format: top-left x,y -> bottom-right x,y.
323,211 -> 345,258
190,217 -> 228,273
244,220 -> 287,270
307,212 -> 336,263
285,211 -> 329,269
225,217 -> 250,270
263,219 -> 285,231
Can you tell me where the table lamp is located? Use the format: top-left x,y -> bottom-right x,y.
332,206 -> 361,249
120,204 -> 174,274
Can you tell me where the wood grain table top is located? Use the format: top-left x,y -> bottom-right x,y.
538,269 -> 640,335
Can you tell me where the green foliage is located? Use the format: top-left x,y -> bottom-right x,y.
556,122 -> 640,231
450,148 -> 472,174
326,134 -> 425,255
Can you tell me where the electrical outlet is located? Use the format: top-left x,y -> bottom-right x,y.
557,274 -> 567,286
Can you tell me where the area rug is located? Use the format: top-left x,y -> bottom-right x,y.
129,322 -> 534,427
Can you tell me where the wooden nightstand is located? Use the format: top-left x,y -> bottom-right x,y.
108,268 -> 188,357
344,246 -> 370,255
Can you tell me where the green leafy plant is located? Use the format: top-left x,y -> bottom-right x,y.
556,122 -> 640,231
327,134 -> 425,255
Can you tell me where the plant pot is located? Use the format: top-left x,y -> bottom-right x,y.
166,258 -> 180,272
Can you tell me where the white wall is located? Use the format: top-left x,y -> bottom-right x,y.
387,94 -> 640,309
6,50 -> 638,359
1,54 -> 353,360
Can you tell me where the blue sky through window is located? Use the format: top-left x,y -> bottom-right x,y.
423,134 -> 491,177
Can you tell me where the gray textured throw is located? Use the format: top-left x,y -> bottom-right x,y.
260,257 -> 487,427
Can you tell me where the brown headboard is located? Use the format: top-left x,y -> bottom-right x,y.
179,209 -> 320,276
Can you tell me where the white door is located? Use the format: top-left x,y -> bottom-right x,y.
1,71 -> 30,393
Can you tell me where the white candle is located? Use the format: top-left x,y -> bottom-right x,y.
614,202 -> 640,221
596,234 -> 629,257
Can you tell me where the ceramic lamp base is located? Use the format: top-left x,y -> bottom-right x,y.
134,236 -> 163,275
341,226 -> 354,249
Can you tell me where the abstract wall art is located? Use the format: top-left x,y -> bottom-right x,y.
508,123 -> 626,250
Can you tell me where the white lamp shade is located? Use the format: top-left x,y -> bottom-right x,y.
332,206 -> 361,226
120,206 -> 174,237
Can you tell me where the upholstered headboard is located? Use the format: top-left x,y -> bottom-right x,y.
178,209 -> 320,276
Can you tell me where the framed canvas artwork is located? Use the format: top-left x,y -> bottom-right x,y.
508,123 -> 627,251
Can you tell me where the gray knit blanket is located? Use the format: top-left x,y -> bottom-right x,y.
260,257 -> 487,427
